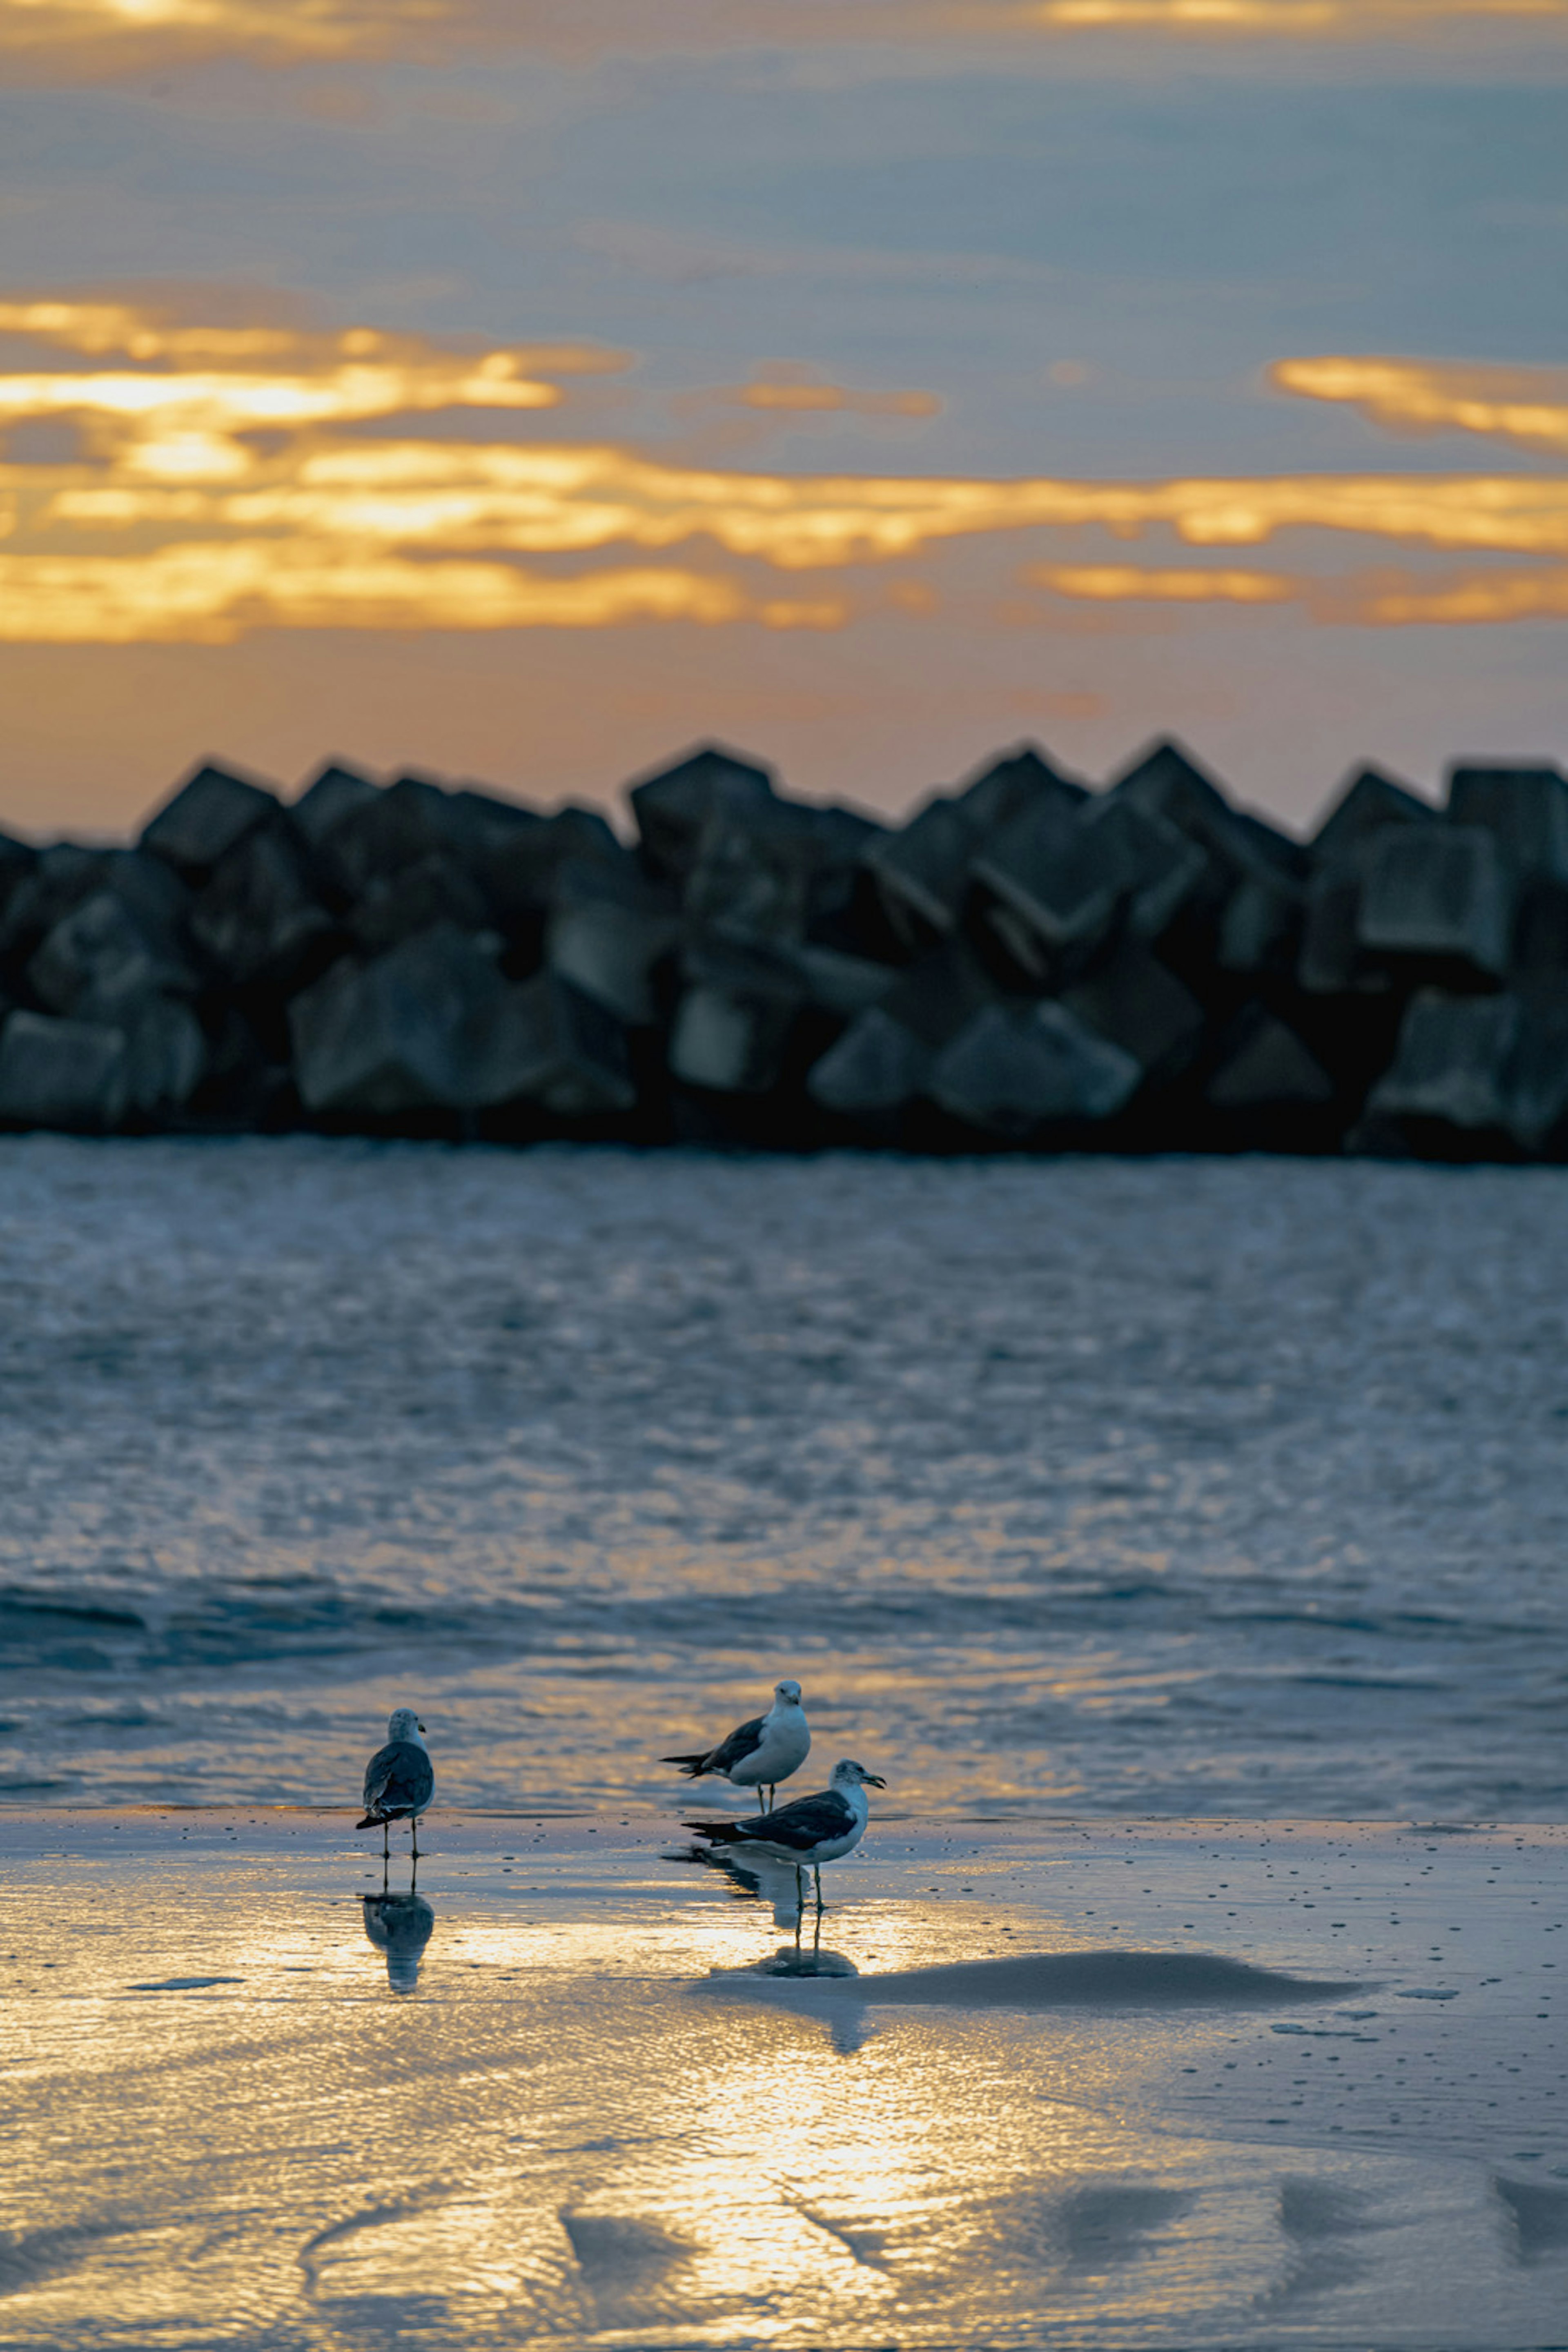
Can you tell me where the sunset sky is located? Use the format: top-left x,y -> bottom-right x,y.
2,0 -> 1567,838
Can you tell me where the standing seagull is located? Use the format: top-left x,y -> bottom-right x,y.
356,1708 -> 434,1859
662,1678 -> 810,1813
685,1758 -> 884,1909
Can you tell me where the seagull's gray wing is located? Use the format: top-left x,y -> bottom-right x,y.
362,1739 -> 434,1818
739,1790 -> 854,1851
703,1713 -> 766,1773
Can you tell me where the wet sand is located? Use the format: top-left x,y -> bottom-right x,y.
4,1812 -> 1566,2348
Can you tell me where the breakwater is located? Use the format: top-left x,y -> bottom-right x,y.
1,737 -> 1564,1158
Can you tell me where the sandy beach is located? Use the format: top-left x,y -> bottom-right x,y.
5,1809 -> 1566,2348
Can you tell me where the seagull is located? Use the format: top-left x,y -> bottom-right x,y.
661,1678 -> 810,1813
684,1758 -> 884,1908
356,1708 -> 434,1858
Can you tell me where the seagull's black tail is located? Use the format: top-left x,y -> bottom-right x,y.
661,1753 -> 711,1777
355,1810 -> 386,1831
684,1816 -> 747,1844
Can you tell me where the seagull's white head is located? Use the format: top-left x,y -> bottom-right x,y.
387,1708 -> 427,1744
773,1679 -> 803,1706
831,1758 -> 886,1790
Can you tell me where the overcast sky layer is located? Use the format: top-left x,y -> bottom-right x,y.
2,2 -> 1566,838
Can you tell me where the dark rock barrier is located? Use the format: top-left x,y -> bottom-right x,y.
3,736 -> 1567,1160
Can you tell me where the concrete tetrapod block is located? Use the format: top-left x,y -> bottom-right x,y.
1204,1009 -> 1335,1109
1298,857 -> 1381,995
789,943 -> 901,1019
312,773 -> 458,901
863,794 -> 978,943
802,938 -> 988,1122
477,970 -> 636,1119
1310,764 -> 1437,865
27,888 -> 197,1020
628,744 -> 776,882
1510,877 -> 1568,987
953,743 -> 1089,833
122,998 -> 209,1118
0,1009 -> 129,1132
0,830 -> 34,922
684,796 -> 880,947
0,845 -> 107,969
973,795 -> 1205,977
928,1000 -> 1142,1138
189,821 -> 337,991
1357,826 -> 1512,979
140,764 -> 280,881
349,852 -> 493,957
288,922 -> 511,1116
544,858 -> 679,1029
666,935 -> 812,1096
1216,871 -> 1305,977
289,760 -> 381,851
1447,762 -> 1568,882
477,808 -> 623,935
806,1005 -> 931,1118
1060,937 -> 1206,1080
1504,989 -> 1568,1154
1365,989 -> 1520,1136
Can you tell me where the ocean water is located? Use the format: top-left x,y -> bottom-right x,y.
1,1136 -> 1564,1820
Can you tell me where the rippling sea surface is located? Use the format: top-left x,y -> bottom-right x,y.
1,1137 -> 1564,1818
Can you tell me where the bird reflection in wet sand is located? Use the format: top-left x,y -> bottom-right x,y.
361,1890 -> 435,1993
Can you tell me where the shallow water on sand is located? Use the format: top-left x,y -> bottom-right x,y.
2,1137 -> 1566,1817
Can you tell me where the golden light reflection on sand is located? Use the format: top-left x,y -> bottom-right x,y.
5,299 -> 1568,639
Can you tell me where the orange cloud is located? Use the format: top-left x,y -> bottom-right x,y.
1272,355 -> 1568,457
1030,562 -> 1298,601
728,380 -> 943,419
6,0 -> 1566,79
7,296 -> 1568,640
1333,565 -> 1568,624
0,544 -> 847,641
1015,0 -> 1568,33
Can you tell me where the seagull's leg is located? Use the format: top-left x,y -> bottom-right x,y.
382,1817 -> 389,1861
767,1783 -> 776,1813
410,1816 -> 419,1861
813,1865 -> 824,1913
756,1786 -> 767,1816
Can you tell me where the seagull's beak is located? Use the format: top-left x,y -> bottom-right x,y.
864,1774 -> 886,1788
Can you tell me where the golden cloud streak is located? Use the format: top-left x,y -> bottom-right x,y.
731,382 -> 943,418
1272,355 -> 1568,456
39,446 -> 1568,566
1343,565 -> 1568,623
6,300 -> 1568,637
1031,562 -> 1297,601
0,542 -> 846,641
5,0 -> 1566,76
1018,0 -> 1568,32
1027,555 -> 1568,626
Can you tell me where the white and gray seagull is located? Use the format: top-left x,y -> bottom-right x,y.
356,1708 -> 434,1859
662,1678 -> 810,1813
685,1757 -> 884,1908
